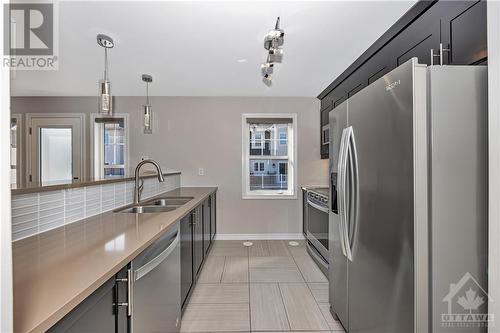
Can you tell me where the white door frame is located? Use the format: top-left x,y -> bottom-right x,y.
488,3 -> 500,332
25,113 -> 86,183
10,113 -> 22,184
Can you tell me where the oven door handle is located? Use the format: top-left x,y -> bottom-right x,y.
307,197 -> 329,213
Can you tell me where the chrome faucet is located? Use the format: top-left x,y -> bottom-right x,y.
134,159 -> 165,204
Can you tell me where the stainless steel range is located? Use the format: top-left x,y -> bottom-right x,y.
303,186 -> 329,275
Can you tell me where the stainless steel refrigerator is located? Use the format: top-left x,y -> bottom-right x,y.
328,58 -> 488,333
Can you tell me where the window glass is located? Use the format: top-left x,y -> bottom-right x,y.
103,121 -> 125,177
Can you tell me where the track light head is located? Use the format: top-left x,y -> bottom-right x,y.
261,62 -> 274,75
262,74 -> 272,87
268,47 -> 283,63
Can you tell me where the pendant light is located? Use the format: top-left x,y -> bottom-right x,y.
142,74 -> 153,134
97,34 -> 114,114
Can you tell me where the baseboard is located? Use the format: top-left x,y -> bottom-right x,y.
215,233 -> 305,240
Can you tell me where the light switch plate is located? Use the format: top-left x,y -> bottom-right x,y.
198,168 -> 204,176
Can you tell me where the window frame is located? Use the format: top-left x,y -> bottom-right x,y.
242,113 -> 297,200
90,113 -> 129,179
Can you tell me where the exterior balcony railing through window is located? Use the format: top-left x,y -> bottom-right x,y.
249,138 -> 288,157
249,173 -> 288,191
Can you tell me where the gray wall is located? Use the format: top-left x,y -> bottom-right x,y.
12,96 -> 328,236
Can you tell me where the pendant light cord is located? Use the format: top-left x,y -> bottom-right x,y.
104,48 -> 109,81
146,82 -> 149,105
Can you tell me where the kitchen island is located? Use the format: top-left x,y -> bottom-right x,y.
13,186 -> 217,333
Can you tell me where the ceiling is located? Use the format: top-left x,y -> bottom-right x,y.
11,1 -> 416,97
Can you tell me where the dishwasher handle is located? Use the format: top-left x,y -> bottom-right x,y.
134,232 -> 180,281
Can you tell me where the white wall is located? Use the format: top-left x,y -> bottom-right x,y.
12,96 -> 329,236
488,2 -> 500,332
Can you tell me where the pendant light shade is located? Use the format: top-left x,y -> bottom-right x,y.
142,74 -> 153,134
97,34 -> 114,114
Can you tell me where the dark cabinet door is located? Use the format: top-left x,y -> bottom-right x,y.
440,0 -> 487,65
320,102 -> 332,159
389,16 -> 441,67
210,193 -> 216,241
192,207 -> 204,276
48,276 -> 117,333
202,199 -> 210,255
180,214 -> 193,309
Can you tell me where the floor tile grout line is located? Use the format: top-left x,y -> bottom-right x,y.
287,244 -> 307,282
305,279 -> 332,330
277,282 -> 293,331
220,256 -> 227,283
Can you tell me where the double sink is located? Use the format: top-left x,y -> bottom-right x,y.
115,196 -> 194,214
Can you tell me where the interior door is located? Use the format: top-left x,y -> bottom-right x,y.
346,60 -> 415,332
328,101 -> 348,329
29,116 -> 83,183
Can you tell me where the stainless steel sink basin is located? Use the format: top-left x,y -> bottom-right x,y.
143,196 -> 194,207
115,196 -> 194,214
117,205 -> 177,214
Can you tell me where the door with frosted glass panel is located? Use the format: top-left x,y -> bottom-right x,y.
29,117 -> 83,184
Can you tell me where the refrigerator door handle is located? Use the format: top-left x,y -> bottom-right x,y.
347,127 -> 359,261
337,127 -> 349,258
342,126 -> 354,261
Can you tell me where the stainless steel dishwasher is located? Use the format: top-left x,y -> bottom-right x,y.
131,222 -> 181,333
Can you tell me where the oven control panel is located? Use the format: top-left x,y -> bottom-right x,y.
307,190 -> 328,209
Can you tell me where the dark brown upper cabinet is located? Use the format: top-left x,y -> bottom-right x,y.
318,0 -> 487,159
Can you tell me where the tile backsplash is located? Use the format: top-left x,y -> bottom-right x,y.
11,174 -> 181,241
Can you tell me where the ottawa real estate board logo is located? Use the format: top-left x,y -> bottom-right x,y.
442,272 -> 493,328
3,2 -> 58,70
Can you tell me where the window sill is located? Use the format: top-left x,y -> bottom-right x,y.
242,193 -> 297,200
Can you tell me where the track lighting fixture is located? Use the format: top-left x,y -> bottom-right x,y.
261,17 -> 284,87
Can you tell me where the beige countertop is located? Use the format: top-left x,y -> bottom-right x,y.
13,186 -> 217,333
11,170 -> 181,195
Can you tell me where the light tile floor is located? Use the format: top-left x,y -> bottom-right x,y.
181,240 -> 344,333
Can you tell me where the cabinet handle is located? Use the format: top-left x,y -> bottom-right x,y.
113,267 -> 133,317
127,267 -> 133,317
430,43 -> 450,66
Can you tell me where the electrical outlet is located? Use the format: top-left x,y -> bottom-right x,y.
198,168 -> 204,176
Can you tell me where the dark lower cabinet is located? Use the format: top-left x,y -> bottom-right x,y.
192,206 -> 204,276
319,0 -> 487,159
180,214 -> 194,309
210,193 -> 216,241
202,199 -> 210,255
48,268 -> 128,333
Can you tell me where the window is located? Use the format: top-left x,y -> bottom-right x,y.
242,114 -> 296,199
252,132 -> 264,149
92,115 -> 129,179
279,132 -> 287,145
